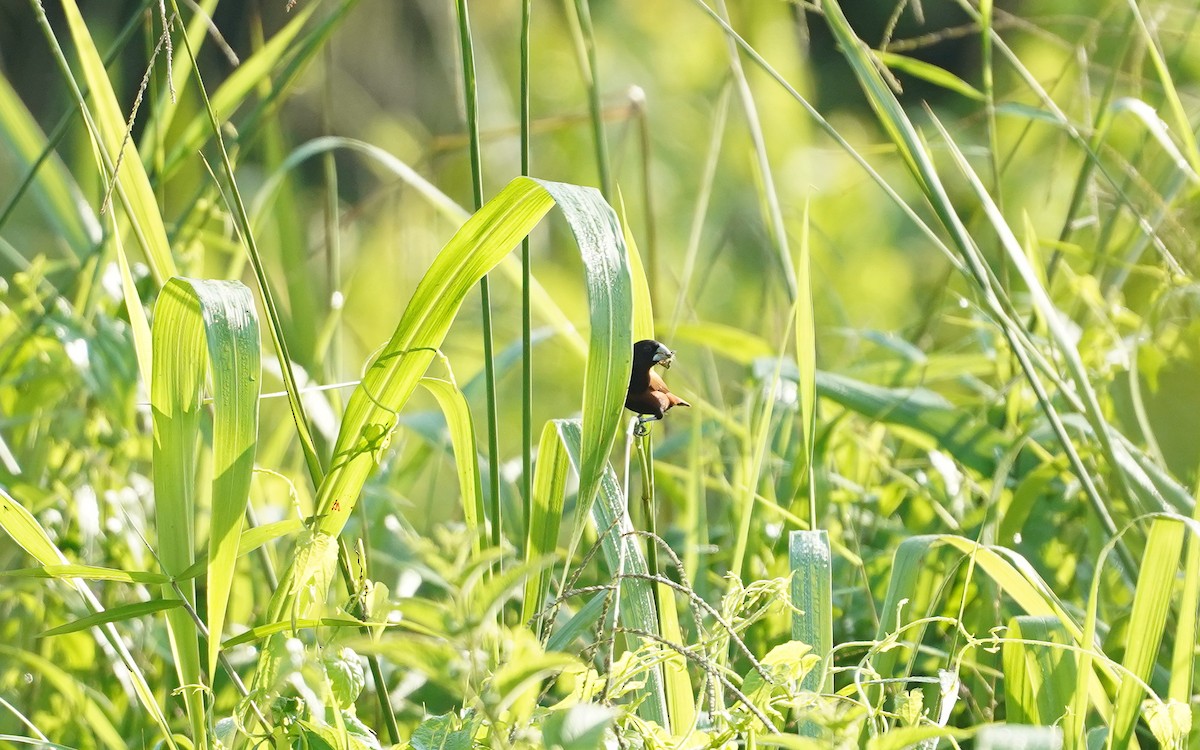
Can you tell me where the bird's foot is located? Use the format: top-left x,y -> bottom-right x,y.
633,420 -> 652,437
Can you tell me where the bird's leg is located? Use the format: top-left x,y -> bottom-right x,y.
633,416 -> 656,437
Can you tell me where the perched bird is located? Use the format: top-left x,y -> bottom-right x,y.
625,339 -> 690,435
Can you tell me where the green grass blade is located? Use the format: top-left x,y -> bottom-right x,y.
1002,616 -> 1075,726
419,377 -> 485,556
793,201 -> 817,526
928,111 -> 1150,521
522,421 -> 571,630
40,600 -> 182,638
168,4 -> 324,491
565,0 -> 612,198
1170,511 -> 1200,703
112,226 -> 153,389
875,51 -> 985,101
135,0 -> 219,151
520,0 -> 534,570
175,517 -> 305,582
790,530 -> 832,694
1110,518 -> 1185,747
710,0 -> 795,300
618,193 -> 655,342
1,564 -> 169,585
222,616 -> 372,649
546,591 -> 608,653
451,0 -> 504,572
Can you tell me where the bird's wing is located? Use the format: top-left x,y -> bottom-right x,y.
648,371 -> 690,407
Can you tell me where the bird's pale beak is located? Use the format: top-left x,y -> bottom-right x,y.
652,345 -> 675,368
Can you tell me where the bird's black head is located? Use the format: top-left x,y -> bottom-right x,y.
632,339 -> 675,369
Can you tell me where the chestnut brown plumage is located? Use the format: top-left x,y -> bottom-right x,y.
626,339 -> 689,434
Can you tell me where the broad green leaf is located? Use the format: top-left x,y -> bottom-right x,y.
743,641 -> 818,707
309,176 -> 625,541
152,278 -> 260,684
491,649 -> 580,717
1143,699 -> 1191,749
409,714 -> 474,750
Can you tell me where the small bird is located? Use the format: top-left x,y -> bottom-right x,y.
625,339 -> 690,435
